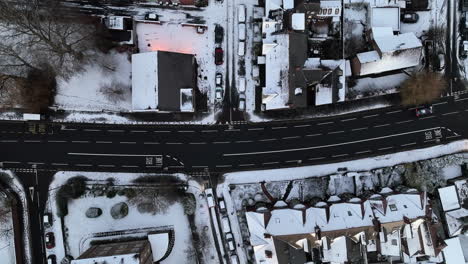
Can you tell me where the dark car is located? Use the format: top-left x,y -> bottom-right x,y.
415,105 -> 433,117
215,47 -> 224,65
45,232 -> 55,249
215,25 -> 224,44
401,12 -> 419,23
47,255 -> 57,264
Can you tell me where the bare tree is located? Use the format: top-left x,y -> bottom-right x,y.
0,197 -> 13,239
399,71 -> 447,106
0,0 -> 100,78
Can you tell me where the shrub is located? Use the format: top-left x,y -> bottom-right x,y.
123,188 -> 137,199
110,202 -> 128,219
106,189 -> 117,198
56,176 -> 88,217
181,193 -> 196,216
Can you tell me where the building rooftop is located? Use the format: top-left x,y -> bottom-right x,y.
439,185 -> 461,212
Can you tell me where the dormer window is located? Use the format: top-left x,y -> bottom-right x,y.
389,204 -> 397,211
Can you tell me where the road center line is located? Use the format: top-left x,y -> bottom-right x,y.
96,141 -> 112,144
401,142 -> 417,147
293,124 -> 311,128
108,130 -> 125,133
433,101 -> 448,106
341,118 -> 356,122
386,110 -> 402,114
178,130 -> 195,133
223,127 -> 439,156
235,140 -> 253,143
419,116 -> 436,120
120,142 -> 136,144
68,153 -> 161,157
248,128 -> 264,131
84,129 -> 101,132
272,126 -> 287,130
154,130 -> 171,133
259,138 -> 277,142
143,142 -> 160,145
328,130 -> 344,135
442,111 -> 459,116
72,141 -> 90,143
282,136 -> 300,140
202,130 -> 218,133
363,114 -> 379,118
317,121 -> 334,125
352,127 -> 368,131
396,120 -> 413,124
378,146 -> 393,150
308,157 -> 325,161
355,150 -> 372,154
332,154 -> 349,158
306,133 -> 322,137
189,142 -> 207,145
48,140 -> 66,143
213,141 -> 230,144
455,97 -> 468,101
374,124 -> 390,128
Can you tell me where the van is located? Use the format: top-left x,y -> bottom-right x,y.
221,217 -> 231,233
238,77 -> 246,93
218,199 -> 227,214
205,188 -> 215,208
238,5 -> 246,23
238,41 -> 245,56
238,24 -> 246,41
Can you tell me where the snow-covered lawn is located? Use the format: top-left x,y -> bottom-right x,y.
0,195 -> 15,264
55,51 -> 132,112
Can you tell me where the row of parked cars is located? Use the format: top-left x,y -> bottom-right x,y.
44,213 -> 57,264
205,189 -> 239,264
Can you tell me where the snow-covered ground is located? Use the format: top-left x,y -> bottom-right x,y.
55,51 -> 132,112
0,194 -> 16,264
45,171 -> 218,264
348,73 -> 409,99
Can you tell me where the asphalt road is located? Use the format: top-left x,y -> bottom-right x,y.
1,94 -> 468,173
2,93 -> 468,264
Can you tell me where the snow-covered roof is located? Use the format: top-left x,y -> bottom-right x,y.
132,52 -> 158,110
445,208 -> 468,237
357,51 -> 380,63
262,19 -> 290,110
292,13 -> 305,30
71,254 -> 140,264
148,233 -> 170,262
267,209 -> 305,235
369,193 -> 425,223
322,236 -> 348,263
374,32 -> 422,54
315,85 -> 333,105
443,236 -> 468,264
438,186 -> 460,212
265,0 -> 283,14
283,0 -> 294,9
371,27 -> 394,39
371,7 -> 400,31
380,229 -> 401,257
180,88 -> 194,112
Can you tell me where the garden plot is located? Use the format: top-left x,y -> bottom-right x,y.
54,51 -> 132,112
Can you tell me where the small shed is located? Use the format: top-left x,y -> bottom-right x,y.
438,186 -> 460,212
371,7 -> 400,32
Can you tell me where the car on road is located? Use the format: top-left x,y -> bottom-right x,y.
230,254 -> 239,264
238,23 -> 246,41
215,25 -> 224,44
238,94 -> 246,111
238,77 -> 246,93
215,47 -> 224,65
218,198 -> 227,214
415,105 -> 433,117
47,255 -> 57,264
437,53 -> 445,71
215,73 -> 222,86
225,233 -> 236,251
43,213 -> 52,227
45,232 -> 55,249
221,216 -> 231,233
205,188 -> 215,208
238,4 -> 246,23
215,86 -> 224,101
145,13 -> 159,21
401,12 -> 419,23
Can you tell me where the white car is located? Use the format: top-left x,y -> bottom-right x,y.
222,217 -> 231,233
238,94 -> 246,111
238,77 -> 246,93
215,73 -> 222,86
225,233 -> 236,251
238,4 -> 246,23
215,86 -> 223,101
205,188 -> 215,208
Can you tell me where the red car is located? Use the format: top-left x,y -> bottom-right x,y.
45,232 -> 55,249
215,47 -> 224,65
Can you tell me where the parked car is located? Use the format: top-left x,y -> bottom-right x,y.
238,23 -> 246,41
230,254 -> 239,264
238,77 -> 246,93
47,255 -> 57,264
215,47 -> 224,65
238,41 -> 245,56
225,233 -> 236,251
145,13 -> 159,21
415,105 -> 433,117
215,73 -> 223,86
43,213 -> 52,227
238,4 -> 246,23
401,12 -> 419,23
215,25 -> 224,44
45,232 -> 55,249
221,216 -> 231,233
218,198 -> 227,214
215,86 -> 224,101
238,94 -> 246,111
205,188 -> 215,208
437,53 -> 445,71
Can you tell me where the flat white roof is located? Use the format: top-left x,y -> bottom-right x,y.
132,52 -> 158,111
371,7 -> 400,31
357,51 -> 380,63
443,237 -> 467,264
374,32 -> 422,53
292,13 -> 305,30
315,85 -> 333,106
438,186 -> 460,212
283,0 -> 294,9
